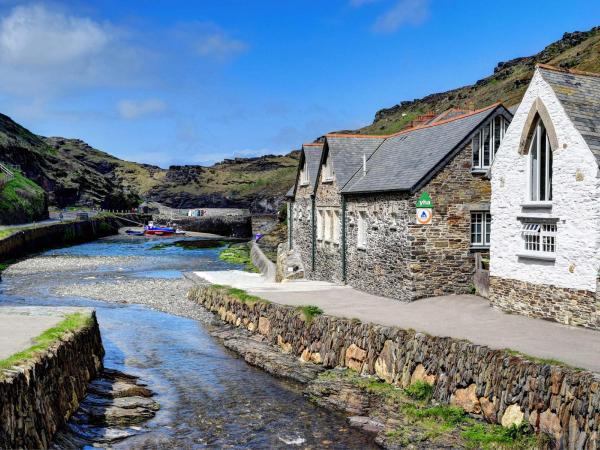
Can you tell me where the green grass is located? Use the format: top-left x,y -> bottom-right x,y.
404,380 -> 434,401
218,244 -> 259,273
296,305 -> 323,324
209,284 -> 270,306
0,170 -> 46,224
462,423 -> 538,449
0,312 -> 93,374
503,348 -> 582,370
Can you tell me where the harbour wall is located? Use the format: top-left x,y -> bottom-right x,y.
190,285 -> 600,448
0,311 -> 104,449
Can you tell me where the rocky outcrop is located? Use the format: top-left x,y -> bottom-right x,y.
0,312 -> 104,449
189,285 -> 600,448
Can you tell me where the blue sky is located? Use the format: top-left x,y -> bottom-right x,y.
0,0 -> 598,167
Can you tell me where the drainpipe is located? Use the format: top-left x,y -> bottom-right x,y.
311,195 -> 316,271
288,201 -> 293,249
341,195 -> 347,283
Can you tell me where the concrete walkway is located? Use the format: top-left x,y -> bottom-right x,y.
0,307 -> 86,360
196,270 -> 600,373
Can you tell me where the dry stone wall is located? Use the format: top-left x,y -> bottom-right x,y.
0,312 -> 104,449
190,286 -> 600,448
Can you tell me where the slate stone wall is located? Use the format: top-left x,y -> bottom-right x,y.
490,276 -> 600,330
313,179 -> 343,283
344,142 -> 491,301
0,312 -> 104,449
190,286 -> 600,448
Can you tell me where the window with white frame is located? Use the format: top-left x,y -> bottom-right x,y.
472,115 -> 508,170
528,119 -> 553,202
317,209 -> 324,240
333,210 -> 341,244
300,161 -> 309,186
470,212 -> 491,247
357,211 -> 367,249
522,222 -> 556,254
322,156 -> 334,182
325,210 -> 334,242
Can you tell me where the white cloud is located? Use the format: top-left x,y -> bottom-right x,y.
0,4 -> 150,96
195,33 -> 248,61
373,0 -> 430,33
0,4 -> 109,67
117,99 -> 167,119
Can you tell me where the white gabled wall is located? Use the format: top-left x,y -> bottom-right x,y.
490,70 -> 600,292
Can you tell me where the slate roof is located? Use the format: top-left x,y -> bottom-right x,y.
341,104 -> 509,194
302,143 -> 324,191
538,64 -> 600,165
324,135 -> 385,189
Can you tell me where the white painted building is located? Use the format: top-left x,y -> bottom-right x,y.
490,64 -> 600,329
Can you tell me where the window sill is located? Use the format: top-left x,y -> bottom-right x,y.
471,168 -> 489,174
299,182 -> 310,187
357,245 -> 367,251
517,252 -> 556,262
517,214 -> 559,223
322,178 -> 334,184
521,201 -> 552,209
470,245 -> 490,251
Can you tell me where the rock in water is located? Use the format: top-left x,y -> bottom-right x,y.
51,368 -> 160,447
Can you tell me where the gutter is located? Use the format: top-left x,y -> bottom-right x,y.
341,195 -> 347,283
311,195 -> 316,271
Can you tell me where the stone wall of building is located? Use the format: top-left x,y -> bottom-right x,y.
344,141 -> 491,301
190,285 -> 600,448
0,311 -> 104,449
345,192 -> 414,300
313,179 -> 343,282
490,276 -> 600,330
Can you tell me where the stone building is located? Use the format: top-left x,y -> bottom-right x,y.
288,103 -> 512,301
490,64 -> 600,330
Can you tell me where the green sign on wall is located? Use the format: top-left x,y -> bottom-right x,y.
416,192 -> 433,208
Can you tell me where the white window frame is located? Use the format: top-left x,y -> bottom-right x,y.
300,161 -> 309,186
472,115 -> 507,171
470,212 -> 491,248
325,210 -> 333,242
528,119 -> 553,202
521,222 -> 556,255
322,157 -> 334,182
316,209 -> 324,240
357,211 -> 367,249
333,210 -> 341,244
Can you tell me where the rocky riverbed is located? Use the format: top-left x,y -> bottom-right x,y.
0,236 -> 377,448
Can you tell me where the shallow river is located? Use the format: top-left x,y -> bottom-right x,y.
0,235 -> 376,449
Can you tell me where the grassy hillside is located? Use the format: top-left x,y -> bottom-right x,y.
356,27 -> 600,135
0,170 -> 47,225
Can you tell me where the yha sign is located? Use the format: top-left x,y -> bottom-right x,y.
416,192 -> 433,225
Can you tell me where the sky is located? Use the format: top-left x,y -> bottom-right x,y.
0,1 -> 598,167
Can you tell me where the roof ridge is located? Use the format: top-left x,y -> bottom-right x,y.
326,102 -> 502,139
537,63 -> 600,79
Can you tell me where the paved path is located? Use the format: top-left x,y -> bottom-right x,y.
0,307 -> 89,360
196,270 -> 600,373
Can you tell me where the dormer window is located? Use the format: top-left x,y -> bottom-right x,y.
322,157 -> 334,182
300,161 -> 309,186
528,118 -> 552,202
472,115 -> 507,170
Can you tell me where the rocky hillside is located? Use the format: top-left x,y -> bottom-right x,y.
356,26 -> 600,134
0,112 -> 299,213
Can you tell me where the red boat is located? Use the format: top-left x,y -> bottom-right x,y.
144,222 -> 176,236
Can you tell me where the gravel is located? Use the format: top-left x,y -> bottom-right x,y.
6,255 -> 141,275
53,277 -> 215,324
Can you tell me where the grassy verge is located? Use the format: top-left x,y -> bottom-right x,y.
0,312 -> 94,374
317,369 -> 542,449
219,243 -> 259,273
0,171 -> 46,224
209,284 -> 270,306
503,348 -> 581,371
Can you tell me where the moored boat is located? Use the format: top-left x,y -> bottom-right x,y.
144,221 -> 176,236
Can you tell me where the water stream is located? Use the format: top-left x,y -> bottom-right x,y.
0,235 -> 375,448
